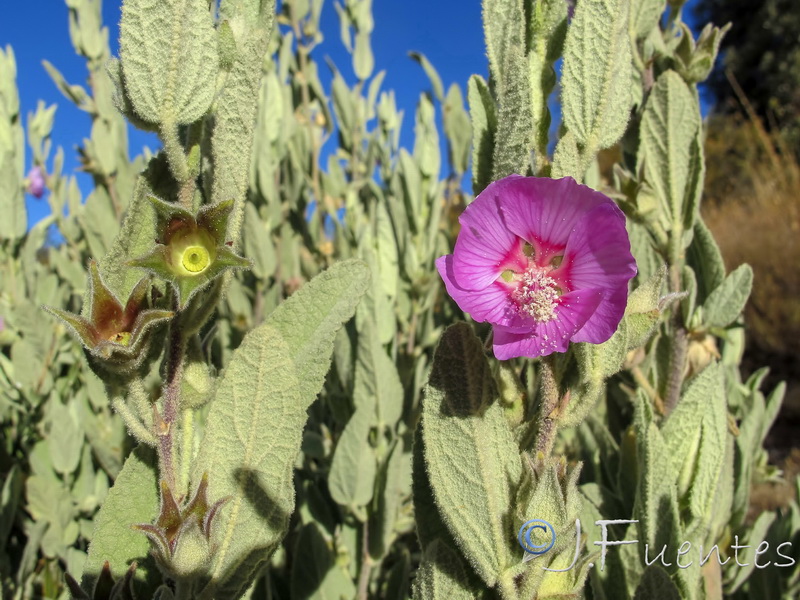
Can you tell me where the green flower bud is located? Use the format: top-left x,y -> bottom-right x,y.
133,475 -> 229,578
43,261 -> 173,372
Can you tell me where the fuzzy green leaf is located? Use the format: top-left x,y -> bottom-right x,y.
638,70 -> 701,227
412,540 -> 479,600
120,0 -> 217,125
328,404 -> 377,509
194,260 -> 368,599
264,259 -> 370,399
0,47 -> 26,241
443,83 -> 472,176
662,362 -> 727,520
212,0 -> 276,244
412,424 -> 455,553
633,564 -> 681,600
98,173 -> 157,302
194,325 -> 301,599
422,323 -> 522,587
482,0 -> 526,92
551,130 -> 582,179
467,74 -> 496,195
686,218 -> 726,305
630,0 -> 665,40
409,52 -> 444,102
82,446 -> 161,599
49,401 -> 84,476
634,401 -> 681,570
354,306 -> 403,429
243,203 -> 276,279
492,42 -> 534,180
354,30 -> 374,81
703,264 -> 753,329
562,0 -> 633,151
413,94 -> 441,180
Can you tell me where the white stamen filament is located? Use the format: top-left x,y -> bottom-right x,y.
511,268 -> 560,322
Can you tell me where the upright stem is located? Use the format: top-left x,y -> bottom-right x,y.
535,356 -> 560,457
664,264 -> 687,416
356,520 -> 373,600
498,572 -> 519,600
158,314 -> 187,492
161,121 -> 190,185
180,407 -> 194,494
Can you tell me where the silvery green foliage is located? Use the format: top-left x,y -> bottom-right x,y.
2,0 -> 799,599
0,46 -> 26,240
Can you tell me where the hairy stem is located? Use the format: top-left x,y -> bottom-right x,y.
664,264 -> 687,416
129,378 -> 153,427
161,120 -> 190,185
180,408 -> 194,494
498,572 -> 519,600
158,314 -> 187,492
535,355 -> 560,457
356,521 -> 373,600
112,397 -> 156,446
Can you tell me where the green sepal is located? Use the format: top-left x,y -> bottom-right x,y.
174,249 -> 251,309
149,196 -> 234,247
148,195 -> 195,241
43,306 -> 99,348
197,199 -> 235,243
214,245 -> 251,269
128,246 -> 174,283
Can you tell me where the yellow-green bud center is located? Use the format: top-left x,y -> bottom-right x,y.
110,331 -> 132,346
182,245 -> 211,273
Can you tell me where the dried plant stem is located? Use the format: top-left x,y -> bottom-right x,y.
535,355 -> 560,457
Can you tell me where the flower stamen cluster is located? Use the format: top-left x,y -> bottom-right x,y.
511,268 -> 561,322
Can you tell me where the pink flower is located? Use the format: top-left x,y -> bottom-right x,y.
26,166 -> 46,199
436,175 -> 636,359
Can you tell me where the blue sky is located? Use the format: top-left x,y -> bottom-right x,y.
2,1 -> 705,228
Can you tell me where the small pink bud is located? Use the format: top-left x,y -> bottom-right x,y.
26,166 -> 46,199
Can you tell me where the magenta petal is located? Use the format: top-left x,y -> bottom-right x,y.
572,284 -> 628,344
451,180 -> 521,290
559,203 -> 637,291
498,177 -> 611,251
436,255 -> 531,330
492,288 -> 604,359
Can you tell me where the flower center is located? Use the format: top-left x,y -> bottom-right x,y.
109,331 -> 132,346
511,268 -> 561,322
182,245 -> 211,274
